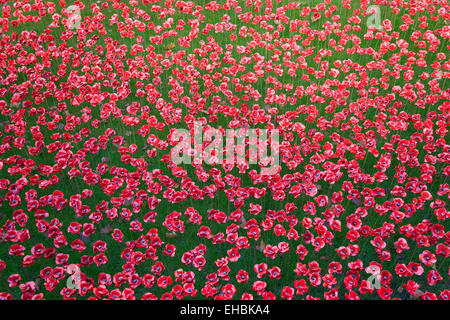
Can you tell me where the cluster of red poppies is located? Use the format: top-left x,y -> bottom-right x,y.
0,0 -> 448,300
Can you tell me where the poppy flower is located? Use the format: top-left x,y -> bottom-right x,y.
0,0 -> 447,301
